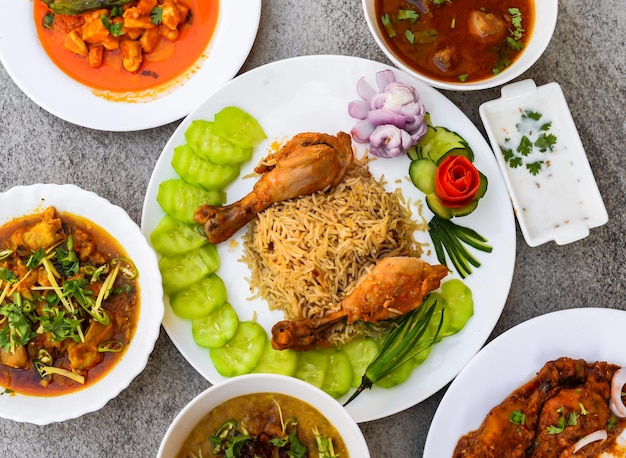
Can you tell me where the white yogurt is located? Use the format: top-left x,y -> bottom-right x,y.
479,80 -> 607,247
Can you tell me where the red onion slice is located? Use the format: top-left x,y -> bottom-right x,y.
611,368 -> 626,418
572,430 -> 608,454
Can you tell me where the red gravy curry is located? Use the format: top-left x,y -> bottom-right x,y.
375,0 -> 534,83
0,207 -> 140,396
177,393 -> 349,458
34,0 -> 218,92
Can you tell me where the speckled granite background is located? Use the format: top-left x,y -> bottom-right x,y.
0,1 -> 625,457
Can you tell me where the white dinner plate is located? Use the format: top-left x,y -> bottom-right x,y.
140,55 -> 516,423
424,307 -> 626,456
0,1 -> 261,131
0,184 -> 163,424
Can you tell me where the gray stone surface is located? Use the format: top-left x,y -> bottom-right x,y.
0,1 -> 625,457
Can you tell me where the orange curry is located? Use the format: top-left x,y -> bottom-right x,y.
34,0 -> 218,92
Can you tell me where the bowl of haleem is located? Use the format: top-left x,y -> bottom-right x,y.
158,373 -> 370,458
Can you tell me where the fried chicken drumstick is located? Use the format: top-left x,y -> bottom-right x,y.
194,131 -> 354,244
271,257 -> 448,351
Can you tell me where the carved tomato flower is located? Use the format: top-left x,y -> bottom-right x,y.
434,155 -> 481,208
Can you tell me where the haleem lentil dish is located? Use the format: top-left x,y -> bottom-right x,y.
177,392 -> 348,458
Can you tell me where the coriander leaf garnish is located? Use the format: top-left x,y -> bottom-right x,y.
509,410 -> 526,425
526,161 -> 543,176
405,29 -> 416,44
398,9 -> 419,23
150,6 -> 163,25
500,109 -> 558,174
101,15 -> 124,37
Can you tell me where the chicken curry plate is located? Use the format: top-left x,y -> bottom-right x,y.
454,357 -> 626,457
0,207 -> 140,396
34,0 -> 218,92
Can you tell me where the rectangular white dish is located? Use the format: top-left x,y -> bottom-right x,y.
479,79 -> 608,247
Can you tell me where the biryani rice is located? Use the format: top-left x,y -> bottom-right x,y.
241,156 -> 426,343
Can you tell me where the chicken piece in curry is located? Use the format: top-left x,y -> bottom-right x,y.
0,207 -> 139,395
454,357 -> 626,457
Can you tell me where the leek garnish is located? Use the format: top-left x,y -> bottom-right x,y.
344,294 -> 444,406
428,215 -> 492,279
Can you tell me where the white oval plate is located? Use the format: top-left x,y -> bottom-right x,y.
0,183 -> 163,425
0,1 -> 261,131
141,55 -> 516,423
424,307 -> 626,456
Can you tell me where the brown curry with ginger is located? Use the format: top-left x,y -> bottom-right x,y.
0,207 -> 139,396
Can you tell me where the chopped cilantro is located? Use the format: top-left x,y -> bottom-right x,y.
26,248 -> 45,270
500,109 -> 558,175
567,412 -> 579,426
43,13 -> 54,30
579,402 -> 588,415
458,73 -> 468,82
405,29 -> 416,44
522,110 -> 542,121
150,6 -> 163,25
398,9 -> 419,23
0,268 -> 17,283
517,135 -> 533,156
526,161 -> 543,175
546,414 -> 566,434
534,133 -> 557,152
0,388 -> 13,396
380,13 -> 396,38
607,414 -> 618,432
101,15 -> 124,37
509,410 -> 526,425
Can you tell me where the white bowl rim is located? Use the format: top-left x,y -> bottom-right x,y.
0,183 -> 163,424
158,373 -> 371,457
361,0 -> 559,91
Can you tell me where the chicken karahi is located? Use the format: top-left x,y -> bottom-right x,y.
454,357 -> 626,457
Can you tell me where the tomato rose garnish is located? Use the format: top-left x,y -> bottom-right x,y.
434,155 -> 481,208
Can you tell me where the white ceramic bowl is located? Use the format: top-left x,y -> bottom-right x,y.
0,183 -> 163,424
158,373 -> 371,457
362,0 -> 558,91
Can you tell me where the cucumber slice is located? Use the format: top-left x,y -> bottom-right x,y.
418,126 -> 474,165
191,302 -> 239,349
409,159 -> 437,194
426,193 -> 453,219
375,360 -> 413,388
252,340 -> 299,376
209,321 -> 267,377
341,337 -> 379,388
449,200 -> 479,218
294,349 -> 328,389
410,124 -> 437,159
437,147 -> 475,164
440,279 -> 474,334
321,349 -> 353,398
